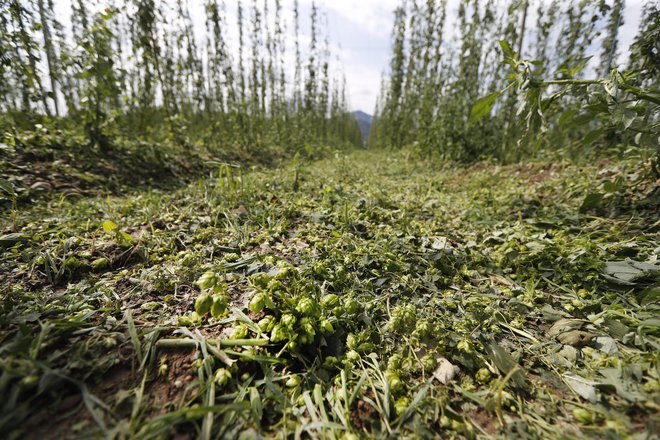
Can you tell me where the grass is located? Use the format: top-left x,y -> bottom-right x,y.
1,148 -> 658,438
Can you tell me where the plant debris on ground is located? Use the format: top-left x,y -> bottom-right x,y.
1,149 -> 658,439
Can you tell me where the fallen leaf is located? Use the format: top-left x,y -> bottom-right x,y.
486,343 -> 527,389
563,373 -> 599,402
557,330 -> 595,347
547,319 -> 584,337
594,336 -> 618,355
433,357 -> 460,385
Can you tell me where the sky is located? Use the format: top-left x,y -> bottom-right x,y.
52,0 -> 646,115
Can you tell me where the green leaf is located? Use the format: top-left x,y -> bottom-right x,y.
0,233 -> 29,249
487,343 -> 527,389
0,178 -> 14,196
567,113 -> 594,128
469,92 -> 501,123
579,193 -> 604,213
602,259 -> 660,286
603,180 -> 618,193
249,387 -> 263,423
118,231 -> 134,245
582,128 -> 604,147
622,109 -> 636,129
569,56 -> 592,78
499,40 -> 514,58
558,109 -> 576,125
102,220 -> 118,232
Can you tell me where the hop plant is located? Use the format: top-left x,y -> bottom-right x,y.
395,397 -> 410,415
270,324 -> 290,343
388,353 -> 403,371
251,273 -> 271,289
320,319 -> 334,334
178,312 -> 202,327
386,371 -> 403,393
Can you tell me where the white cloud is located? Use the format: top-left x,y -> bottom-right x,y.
312,0 -> 400,39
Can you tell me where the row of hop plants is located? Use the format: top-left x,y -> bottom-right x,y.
370,0 -> 658,164
0,0 -> 363,156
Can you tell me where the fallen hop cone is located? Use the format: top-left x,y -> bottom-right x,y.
214,368 -> 232,386
196,271 -> 218,290
195,292 -> 213,315
211,294 -> 228,318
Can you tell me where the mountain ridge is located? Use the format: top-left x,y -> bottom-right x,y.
351,110 -> 372,142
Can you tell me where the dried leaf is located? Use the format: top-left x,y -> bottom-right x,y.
433,357 -> 460,385
564,373 -> 599,402
547,319 -> 584,337
557,330 -> 595,347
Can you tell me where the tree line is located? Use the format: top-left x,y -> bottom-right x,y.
370,0 -> 659,163
0,0 -> 363,153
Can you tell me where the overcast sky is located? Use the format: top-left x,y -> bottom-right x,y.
52,0 -> 646,115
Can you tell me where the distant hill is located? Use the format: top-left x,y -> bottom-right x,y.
352,111 -> 372,142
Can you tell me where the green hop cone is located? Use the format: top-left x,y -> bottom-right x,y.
386,371 -> 403,393
281,313 -> 297,328
214,368 -> 232,386
178,312 -> 202,327
414,320 -> 433,339
231,324 -> 249,339
302,322 -> 315,338
421,355 -> 437,371
573,408 -> 595,424
320,294 -> 339,310
345,350 -> 360,362
251,273 -> 270,289
258,315 -> 276,333
345,299 -> 360,315
346,333 -> 358,350
195,292 -> 213,315
388,354 -> 403,371
196,271 -> 218,290
475,368 -> 491,384
320,319 -> 334,334
395,397 -> 410,416
286,375 -> 301,388
267,279 -> 284,291
211,294 -> 229,318
249,292 -> 268,313
296,297 -> 316,316
91,257 -> 110,270
323,356 -> 339,368
274,264 -> 291,280
270,324 -> 287,343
